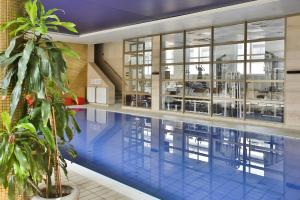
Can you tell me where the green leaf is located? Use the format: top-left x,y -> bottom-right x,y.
47,21 -> 77,33
27,0 -> 38,25
29,107 -> 41,120
5,36 -> 18,57
36,47 -> 51,77
41,101 -> 51,126
45,8 -> 59,16
0,52 -> 22,66
39,124 -> 55,151
65,126 -> 73,141
36,24 -> 48,34
10,23 -> 30,36
0,18 -> 26,32
10,84 -> 22,117
2,67 -> 16,94
8,176 -> 15,200
70,113 -> 81,133
1,112 -> 12,133
18,40 -> 34,82
24,0 -> 32,19
54,106 -> 66,140
45,14 -> 60,22
0,142 -> 14,167
10,40 -> 34,116
47,26 -> 58,32
15,123 -> 36,133
60,22 -> 77,33
60,47 -> 79,59
38,1 -> 45,16
0,21 -> 15,31
14,146 -> 29,170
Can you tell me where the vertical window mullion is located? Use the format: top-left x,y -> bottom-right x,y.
183,31 -> 186,114
210,27 -> 214,117
243,22 -> 248,120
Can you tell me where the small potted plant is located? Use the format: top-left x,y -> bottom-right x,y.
0,0 -> 81,199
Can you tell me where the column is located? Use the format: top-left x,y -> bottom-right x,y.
151,35 -> 161,111
0,0 -> 23,122
285,15 -> 300,129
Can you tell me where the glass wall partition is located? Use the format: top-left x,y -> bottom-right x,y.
185,28 -> 212,115
124,37 -> 153,109
158,18 -> 285,123
245,18 -> 285,122
212,24 -> 245,118
161,32 -> 185,112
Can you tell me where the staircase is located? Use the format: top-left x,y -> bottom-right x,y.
94,44 -> 123,104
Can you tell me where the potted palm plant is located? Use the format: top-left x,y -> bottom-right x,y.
0,0 -> 81,199
0,112 -> 47,199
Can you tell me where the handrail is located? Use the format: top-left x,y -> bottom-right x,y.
103,60 -> 123,82
101,60 -> 126,89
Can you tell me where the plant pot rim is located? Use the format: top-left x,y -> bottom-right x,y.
31,184 -> 80,200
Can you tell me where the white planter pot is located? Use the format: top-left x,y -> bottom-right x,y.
31,185 -> 80,200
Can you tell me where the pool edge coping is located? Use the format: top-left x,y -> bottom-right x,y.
71,104 -> 300,140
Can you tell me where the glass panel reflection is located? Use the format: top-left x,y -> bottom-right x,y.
124,54 -> 137,65
125,80 -> 137,92
184,98 -> 209,114
186,46 -> 210,63
137,95 -> 151,108
214,24 -> 244,43
247,62 -> 284,80
248,40 -> 284,60
161,96 -> 183,112
213,63 -> 244,80
162,81 -> 184,96
161,65 -> 184,80
214,43 -> 244,62
124,39 -> 138,52
213,100 -> 244,118
185,81 -> 210,98
186,28 -> 211,46
124,67 -> 137,79
161,49 -> 184,64
213,81 -> 244,99
246,82 -> 284,101
138,66 -> 152,79
247,18 -> 285,40
124,94 -> 136,106
246,101 -> 283,122
162,32 -> 184,48
138,37 -> 152,50
185,64 -> 210,80
137,80 -> 152,94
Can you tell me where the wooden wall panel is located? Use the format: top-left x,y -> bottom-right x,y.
65,43 -> 88,98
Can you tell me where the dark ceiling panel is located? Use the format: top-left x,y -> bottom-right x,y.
41,0 -> 254,34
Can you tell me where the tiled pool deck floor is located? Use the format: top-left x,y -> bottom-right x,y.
62,170 -> 132,200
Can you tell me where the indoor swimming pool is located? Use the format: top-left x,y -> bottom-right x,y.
63,108 -> 300,200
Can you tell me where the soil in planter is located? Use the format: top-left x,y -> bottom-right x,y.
40,186 -> 73,198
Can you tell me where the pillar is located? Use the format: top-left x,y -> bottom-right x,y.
0,0 -> 23,125
285,15 -> 300,129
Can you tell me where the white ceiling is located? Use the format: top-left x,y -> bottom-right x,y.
49,0 -> 300,44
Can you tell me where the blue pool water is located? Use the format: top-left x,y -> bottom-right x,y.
63,108 -> 300,200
